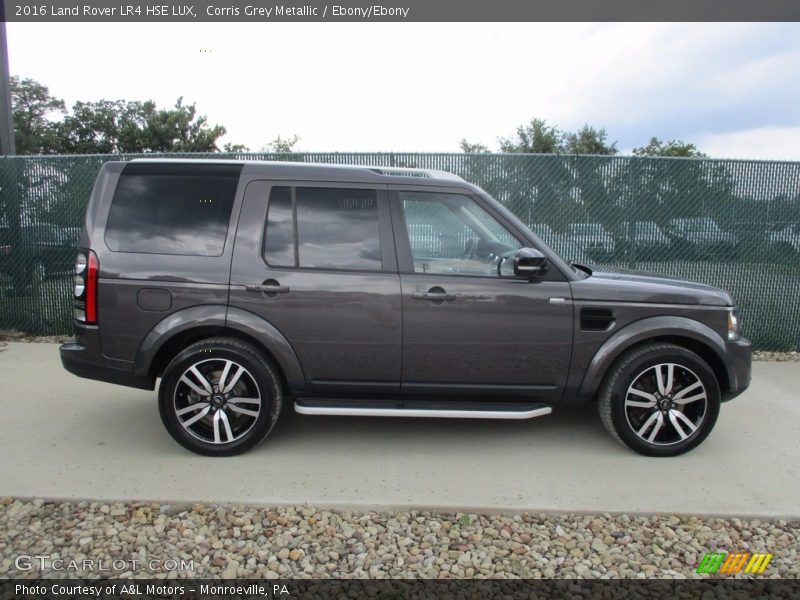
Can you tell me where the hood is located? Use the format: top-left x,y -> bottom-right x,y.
571,268 -> 734,307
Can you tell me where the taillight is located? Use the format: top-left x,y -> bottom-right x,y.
74,250 -> 99,324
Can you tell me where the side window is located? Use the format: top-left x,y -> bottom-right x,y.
105,173 -> 237,256
264,186 -> 382,271
400,192 -> 522,277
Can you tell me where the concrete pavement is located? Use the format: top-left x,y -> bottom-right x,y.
1,342 -> 798,517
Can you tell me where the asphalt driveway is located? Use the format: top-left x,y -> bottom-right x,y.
1,342 -> 797,517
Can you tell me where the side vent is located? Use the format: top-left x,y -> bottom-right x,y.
581,308 -> 615,331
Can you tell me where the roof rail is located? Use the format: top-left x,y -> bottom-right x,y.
367,167 -> 465,182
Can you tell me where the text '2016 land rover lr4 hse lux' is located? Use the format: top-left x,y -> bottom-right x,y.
60,160 -> 751,456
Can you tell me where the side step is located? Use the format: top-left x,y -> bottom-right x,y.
294,399 -> 552,420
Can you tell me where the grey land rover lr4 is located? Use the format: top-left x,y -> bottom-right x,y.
60,160 -> 751,457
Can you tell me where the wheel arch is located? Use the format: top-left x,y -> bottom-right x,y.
578,315 -> 731,403
133,305 -> 307,394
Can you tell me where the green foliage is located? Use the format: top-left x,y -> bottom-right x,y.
11,76 -> 233,155
262,134 -> 300,153
563,125 -> 618,155
10,76 -> 66,154
459,139 -> 490,153
633,137 -> 706,158
499,118 -> 564,154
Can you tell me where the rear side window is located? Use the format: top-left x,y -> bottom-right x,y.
105,165 -> 239,256
264,186 -> 381,271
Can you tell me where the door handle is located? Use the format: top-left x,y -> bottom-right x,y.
245,282 -> 290,294
412,288 -> 455,301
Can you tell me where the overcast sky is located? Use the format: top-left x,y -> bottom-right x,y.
8,22 -> 800,159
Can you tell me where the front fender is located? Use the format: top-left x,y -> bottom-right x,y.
577,315 -> 728,402
133,305 -> 307,393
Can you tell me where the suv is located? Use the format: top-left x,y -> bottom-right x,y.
60,160 -> 751,457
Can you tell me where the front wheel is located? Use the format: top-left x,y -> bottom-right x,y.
158,337 -> 283,456
598,343 -> 720,457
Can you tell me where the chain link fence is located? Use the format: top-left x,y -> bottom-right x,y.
1,152 -> 799,350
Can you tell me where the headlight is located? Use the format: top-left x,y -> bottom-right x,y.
727,309 -> 739,341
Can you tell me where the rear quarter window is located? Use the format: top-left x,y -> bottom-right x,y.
104,164 -> 240,256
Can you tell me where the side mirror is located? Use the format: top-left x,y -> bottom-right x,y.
513,247 -> 548,279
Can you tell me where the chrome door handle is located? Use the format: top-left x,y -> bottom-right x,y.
245,283 -> 290,293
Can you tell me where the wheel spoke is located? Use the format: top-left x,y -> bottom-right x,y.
181,405 -> 210,428
673,409 -> 698,435
673,380 -> 702,400
221,365 -> 245,394
218,410 -> 234,442
212,410 -> 222,443
180,374 -> 211,397
189,365 -> 214,396
228,397 -> 261,405
655,364 -> 674,396
637,411 -> 661,438
647,412 -> 664,443
217,360 -> 233,392
176,403 -> 208,417
668,410 -> 690,440
674,392 -> 706,406
228,404 -> 259,417
627,388 -> 657,408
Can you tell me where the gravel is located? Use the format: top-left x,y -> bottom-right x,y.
1,498 -> 797,579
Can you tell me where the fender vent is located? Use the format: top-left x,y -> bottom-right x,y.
581,308 -> 615,331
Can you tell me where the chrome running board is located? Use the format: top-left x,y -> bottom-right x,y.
294,402 -> 552,420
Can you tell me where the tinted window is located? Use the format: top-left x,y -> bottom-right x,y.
264,186 -> 381,271
105,172 -> 237,256
263,187 -> 295,267
400,192 -> 521,277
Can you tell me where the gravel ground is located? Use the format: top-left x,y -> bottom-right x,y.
1,499 -> 797,579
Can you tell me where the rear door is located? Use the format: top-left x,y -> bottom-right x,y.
229,180 -> 402,395
391,186 -> 573,402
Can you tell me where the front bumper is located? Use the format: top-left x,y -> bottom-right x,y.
60,327 -> 154,390
722,337 -> 752,402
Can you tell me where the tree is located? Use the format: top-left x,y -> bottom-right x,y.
563,125 -> 618,155
459,139 -> 490,153
10,76 -> 66,154
11,76 -> 236,155
633,137 -> 705,158
261,134 -> 300,153
223,142 -> 250,152
499,118 -> 562,154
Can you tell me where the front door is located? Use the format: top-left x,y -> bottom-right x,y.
392,188 -> 573,401
229,180 -> 401,395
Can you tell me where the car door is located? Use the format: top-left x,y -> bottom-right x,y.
229,180 -> 402,395
391,186 -> 573,401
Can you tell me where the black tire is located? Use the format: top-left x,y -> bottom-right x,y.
158,337 -> 283,456
598,342 -> 720,457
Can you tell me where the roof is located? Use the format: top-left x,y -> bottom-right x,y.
127,158 -> 467,186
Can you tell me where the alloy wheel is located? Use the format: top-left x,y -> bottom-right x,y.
173,358 -> 262,444
624,362 -> 707,446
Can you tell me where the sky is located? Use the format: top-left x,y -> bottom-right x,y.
7,22 -> 800,159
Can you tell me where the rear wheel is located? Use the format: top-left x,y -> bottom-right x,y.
599,343 -> 720,456
158,337 -> 282,456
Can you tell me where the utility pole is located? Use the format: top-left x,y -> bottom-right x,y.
0,14 -> 15,155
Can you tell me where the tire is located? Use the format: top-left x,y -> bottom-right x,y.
158,337 -> 283,456
598,343 -> 720,457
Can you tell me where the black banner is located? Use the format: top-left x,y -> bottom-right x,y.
4,0 -> 800,22
3,579 -> 800,600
